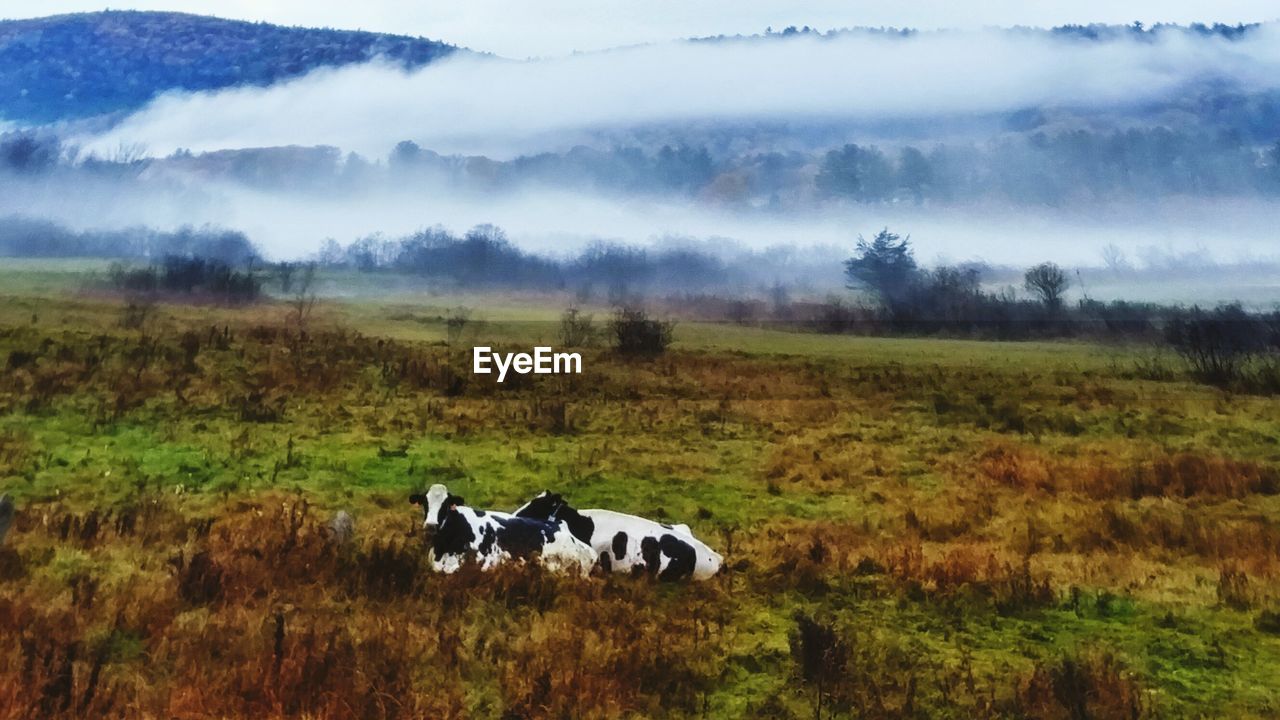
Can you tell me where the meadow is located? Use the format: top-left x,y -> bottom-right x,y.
1,266 -> 1279,718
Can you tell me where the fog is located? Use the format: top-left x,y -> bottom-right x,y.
5,168 -> 1279,274
84,27 -> 1280,159
2,23 -> 1274,303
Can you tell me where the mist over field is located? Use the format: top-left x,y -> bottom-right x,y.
3,13 -> 1280,299
5,168 -> 1280,272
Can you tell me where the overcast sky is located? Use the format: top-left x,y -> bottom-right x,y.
3,0 -> 1278,57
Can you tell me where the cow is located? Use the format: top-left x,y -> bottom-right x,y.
514,491 -> 723,581
408,484 -> 596,577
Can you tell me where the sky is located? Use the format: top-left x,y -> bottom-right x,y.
2,0 -> 1278,57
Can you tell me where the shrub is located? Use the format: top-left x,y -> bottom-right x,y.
1015,650 -> 1146,720
120,294 -> 156,330
173,550 -> 225,606
1218,563 -> 1252,610
1165,304 -> 1267,386
558,307 -> 597,347
788,610 -> 935,718
444,306 -> 471,346
1079,298 -> 1164,337
790,612 -> 848,717
814,297 -> 863,334
108,255 -> 262,304
1255,609 -> 1280,635
610,306 -> 674,357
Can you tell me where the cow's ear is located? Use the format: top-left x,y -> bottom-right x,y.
446,494 -> 465,509
408,493 -> 424,505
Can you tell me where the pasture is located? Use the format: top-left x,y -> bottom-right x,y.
1,266 -> 1279,718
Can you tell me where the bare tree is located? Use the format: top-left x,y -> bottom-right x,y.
445,307 -> 471,347
1101,244 -> 1131,274
558,307 -> 597,347
1024,262 -> 1070,311
290,262 -> 318,327
121,292 -> 157,331
276,262 -> 298,294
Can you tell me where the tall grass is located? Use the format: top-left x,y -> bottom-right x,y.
1,295 -> 1279,716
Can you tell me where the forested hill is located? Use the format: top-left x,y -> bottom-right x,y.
0,11 -> 460,124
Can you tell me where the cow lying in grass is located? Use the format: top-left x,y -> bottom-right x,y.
514,491 -> 723,581
409,484 -> 597,577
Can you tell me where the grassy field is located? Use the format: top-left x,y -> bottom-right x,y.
1,266 -> 1279,718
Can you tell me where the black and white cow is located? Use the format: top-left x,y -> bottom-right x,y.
514,491 -> 723,581
409,484 -> 596,577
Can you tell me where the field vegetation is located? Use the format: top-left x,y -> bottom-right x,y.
1,265 -> 1279,718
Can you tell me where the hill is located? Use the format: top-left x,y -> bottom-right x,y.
0,10 -> 459,123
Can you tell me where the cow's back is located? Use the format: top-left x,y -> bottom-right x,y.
582,509 -> 723,580
433,507 -> 595,576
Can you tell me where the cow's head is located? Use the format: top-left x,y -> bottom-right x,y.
513,490 -> 564,521
408,483 -> 465,529
514,490 -> 594,545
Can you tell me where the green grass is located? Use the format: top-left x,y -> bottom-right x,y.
2,266 -> 1279,718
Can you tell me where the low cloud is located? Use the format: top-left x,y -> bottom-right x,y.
83,26 -> 1280,159
24,19 -> 1280,296
6,168 -> 1279,272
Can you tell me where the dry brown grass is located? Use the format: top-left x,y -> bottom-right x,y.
3,302 -> 1280,717
977,442 -> 1279,500
1013,650 -> 1148,720
0,493 -> 737,719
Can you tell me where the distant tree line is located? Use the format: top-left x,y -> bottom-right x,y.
833,227 -> 1162,338
7,209 -> 1276,392
319,224 -> 778,300
109,255 -> 262,304
0,215 -> 259,265
826,228 -> 1280,392
0,214 -> 265,304
13,125 -> 1272,209
320,221 -> 1280,395
812,129 -> 1280,205
695,21 -> 1260,43
390,128 -> 1280,206
821,229 -> 1081,338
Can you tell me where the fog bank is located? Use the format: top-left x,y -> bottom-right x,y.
84,26 -> 1280,158
4,171 -> 1279,274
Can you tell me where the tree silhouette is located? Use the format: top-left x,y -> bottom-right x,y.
1024,262 -> 1070,310
844,229 -> 918,305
